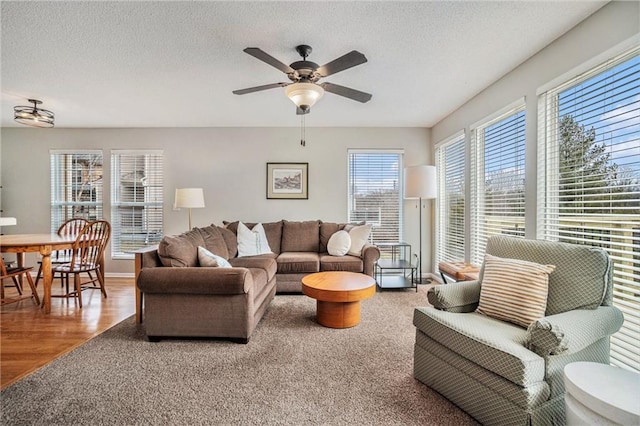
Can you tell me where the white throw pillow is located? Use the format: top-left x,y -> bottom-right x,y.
347,223 -> 372,256
327,230 -> 351,257
237,222 -> 272,257
198,246 -> 232,268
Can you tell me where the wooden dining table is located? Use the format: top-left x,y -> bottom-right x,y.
0,233 -> 87,313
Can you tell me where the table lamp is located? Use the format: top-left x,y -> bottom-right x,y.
174,188 -> 205,231
404,165 -> 437,285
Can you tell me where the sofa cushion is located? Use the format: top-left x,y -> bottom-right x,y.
319,222 -> 344,253
217,225 -> 238,258
198,246 -> 232,268
319,253 -> 363,273
276,252 -> 320,274
237,222 -> 272,257
281,220 -> 320,252
157,229 -> 205,267
224,220 -> 283,255
197,225 -> 230,260
229,255 -> 277,282
347,223 -> 372,256
413,307 -> 545,387
476,254 -> 555,328
327,230 -> 351,256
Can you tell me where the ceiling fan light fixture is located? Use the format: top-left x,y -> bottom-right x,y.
285,82 -> 324,110
14,99 -> 55,128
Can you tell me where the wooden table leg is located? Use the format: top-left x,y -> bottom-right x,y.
40,246 -> 53,313
316,300 -> 361,329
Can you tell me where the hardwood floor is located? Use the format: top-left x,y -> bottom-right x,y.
1,277 -> 135,390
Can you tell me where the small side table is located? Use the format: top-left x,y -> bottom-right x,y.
438,261 -> 480,284
375,242 -> 417,292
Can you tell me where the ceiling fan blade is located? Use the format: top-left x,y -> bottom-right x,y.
296,106 -> 310,115
320,82 -> 372,103
232,82 -> 290,95
243,48 -> 295,74
317,51 -> 367,77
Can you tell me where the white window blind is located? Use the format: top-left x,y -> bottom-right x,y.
50,150 -> 103,232
110,150 -> 164,259
435,133 -> 466,265
471,104 -> 526,265
538,47 -> 640,372
348,150 -> 403,255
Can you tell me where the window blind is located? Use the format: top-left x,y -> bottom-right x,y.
470,105 -> 526,265
435,133 -> 466,266
110,150 -> 164,259
50,150 -> 103,232
538,47 -> 640,372
347,150 -> 403,257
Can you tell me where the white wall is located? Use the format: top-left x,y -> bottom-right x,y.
0,126 -> 432,275
431,0 -> 639,247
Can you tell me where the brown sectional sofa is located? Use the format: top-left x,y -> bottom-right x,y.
135,220 -> 380,343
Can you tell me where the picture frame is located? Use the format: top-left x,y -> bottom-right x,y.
267,162 -> 309,199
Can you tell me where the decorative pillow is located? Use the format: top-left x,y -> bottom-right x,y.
237,222 -> 273,257
198,246 -> 232,268
327,230 -> 351,257
347,223 -> 372,256
476,254 -> 556,328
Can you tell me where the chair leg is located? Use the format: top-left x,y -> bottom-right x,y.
97,268 -> 107,298
25,273 -> 40,305
11,277 -> 23,295
74,273 -> 83,308
34,263 -> 43,288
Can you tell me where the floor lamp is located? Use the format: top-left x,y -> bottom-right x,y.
174,188 -> 205,231
404,165 -> 437,285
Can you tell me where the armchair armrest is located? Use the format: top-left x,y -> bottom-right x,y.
526,305 -> 624,357
362,244 -> 381,277
427,280 -> 481,312
137,267 -> 253,295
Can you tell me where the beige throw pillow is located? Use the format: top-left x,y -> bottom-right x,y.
476,254 -> 556,328
237,222 -> 272,257
347,223 -> 372,256
327,230 -> 351,256
198,246 -> 232,268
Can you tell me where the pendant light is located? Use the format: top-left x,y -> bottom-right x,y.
14,99 -> 55,128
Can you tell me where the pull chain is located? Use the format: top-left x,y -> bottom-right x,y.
300,114 -> 306,147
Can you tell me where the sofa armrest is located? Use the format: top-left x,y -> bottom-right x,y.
526,305 -> 624,357
137,267 -> 253,295
362,244 -> 381,277
427,280 -> 481,312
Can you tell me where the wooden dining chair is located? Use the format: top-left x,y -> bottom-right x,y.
34,217 -> 90,288
1,256 -> 41,306
52,220 -> 111,308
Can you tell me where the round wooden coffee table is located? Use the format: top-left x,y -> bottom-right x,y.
301,271 -> 376,328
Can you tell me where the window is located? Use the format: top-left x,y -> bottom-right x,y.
538,47 -> 640,372
50,150 -> 103,232
435,132 -> 466,265
110,150 -> 164,259
348,150 -> 403,255
470,102 -> 526,265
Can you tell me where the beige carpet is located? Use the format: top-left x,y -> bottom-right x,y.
1,285 -> 478,425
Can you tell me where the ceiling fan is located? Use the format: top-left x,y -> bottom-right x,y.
232,44 -> 372,115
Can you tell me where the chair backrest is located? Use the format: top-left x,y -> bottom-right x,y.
54,218 -> 90,261
482,235 -> 612,316
68,220 -> 111,271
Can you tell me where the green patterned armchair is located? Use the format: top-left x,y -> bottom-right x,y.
413,236 -> 624,425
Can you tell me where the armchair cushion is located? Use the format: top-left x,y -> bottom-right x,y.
476,254 -> 555,328
525,306 -> 625,356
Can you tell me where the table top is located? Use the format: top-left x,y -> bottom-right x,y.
0,233 -> 75,248
301,271 -> 376,303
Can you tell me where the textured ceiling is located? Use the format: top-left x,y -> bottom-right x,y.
1,1 -> 606,128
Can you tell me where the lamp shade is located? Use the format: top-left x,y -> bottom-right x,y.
174,188 -> 205,209
285,82 -> 324,111
404,165 -> 437,199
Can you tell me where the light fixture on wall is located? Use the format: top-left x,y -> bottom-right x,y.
405,165 -> 437,285
14,99 -> 55,128
174,188 -> 205,231
285,82 -> 325,113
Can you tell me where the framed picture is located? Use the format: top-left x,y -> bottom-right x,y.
267,162 -> 309,199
